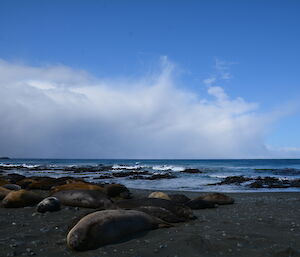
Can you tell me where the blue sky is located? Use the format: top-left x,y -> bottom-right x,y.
0,0 -> 300,158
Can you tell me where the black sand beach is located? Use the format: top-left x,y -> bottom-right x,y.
0,189 -> 299,257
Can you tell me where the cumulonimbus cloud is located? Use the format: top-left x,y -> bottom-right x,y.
0,58 -> 292,158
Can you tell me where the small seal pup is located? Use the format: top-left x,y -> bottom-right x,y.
2,189 -> 43,208
199,193 -> 235,205
36,197 -> 61,213
52,189 -> 113,208
148,192 -> 171,200
67,209 -> 171,251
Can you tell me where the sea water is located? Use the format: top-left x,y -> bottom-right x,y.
1,159 -> 300,192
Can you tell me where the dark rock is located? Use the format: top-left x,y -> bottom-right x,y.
65,165 -> 113,173
248,176 -> 300,189
93,175 -> 114,179
145,173 -> 176,180
213,176 -> 252,185
112,170 -> 151,178
180,168 -> 203,174
129,173 -> 176,180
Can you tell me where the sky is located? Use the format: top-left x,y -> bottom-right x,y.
0,0 -> 300,158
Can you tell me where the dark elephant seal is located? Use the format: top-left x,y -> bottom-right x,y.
16,178 -> 37,189
199,193 -> 235,205
52,189 -> 113,208
2,184 -> 21,191
67,209 -> 171,251
135,206 -> 185,223
51,182 -> 104,193
0,186 -> 11,200
148,192 -> 171,200
0,179 -> 10,186
37,197 -> 61,213
169,194 -> 191,204
185,198 -> 216,209
2,189 -> 43,208
116,198 -> 196,221
104,184 -> 131,199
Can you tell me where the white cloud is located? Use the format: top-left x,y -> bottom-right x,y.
0,58 -> 294,158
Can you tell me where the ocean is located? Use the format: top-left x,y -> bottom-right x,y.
1,159 -> 300,192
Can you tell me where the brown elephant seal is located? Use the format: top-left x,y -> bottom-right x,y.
51,182 -> 104,193
0,186 -> 11,200
148,192 -> 171,200
2,189 -> 43,208
27,177 -> 59,190
135,206 -> 185,223
169,194 -> 191,204
185,198 -> 216,209
104,184 -> 131,199
52,189 -> 113,208
116,198 -> 196,221
0,179 -> 10,186
2,184 -> 21,191
36,197 -> 61,213
67,209 -> 171,251
16,178 -> 37,189
199,193 -> 235,205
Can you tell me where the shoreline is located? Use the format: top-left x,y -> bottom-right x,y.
0,189 -> 299,257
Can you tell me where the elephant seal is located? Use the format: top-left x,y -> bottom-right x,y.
27,177 -> 59,190
0,186 -> 11,200
52,190 -> 113,208
185,198 -> 217,209
116,198 -> 196,221
36,197 -> 61,213
104,184 -> 131,199
51,182 -> 104,193
148,192 -> 171,200
16,178 -> 37,189
0,179 -> 10,186
2,189 -> 43,208
67,209 -> 171,251
2,184 -> 21,191
169,194 -> 191,204
199,193 -> 235,205
135,206 -> 185,223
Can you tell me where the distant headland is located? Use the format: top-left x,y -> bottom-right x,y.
0,157 -> 10,160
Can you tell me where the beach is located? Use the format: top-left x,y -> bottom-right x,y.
1,189 -> 299,257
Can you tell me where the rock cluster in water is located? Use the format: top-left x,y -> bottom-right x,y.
213,175 -> 300,188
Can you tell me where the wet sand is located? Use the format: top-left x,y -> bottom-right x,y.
0,190 -> 299,257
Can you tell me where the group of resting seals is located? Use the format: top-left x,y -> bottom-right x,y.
0,175 -> 235,251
